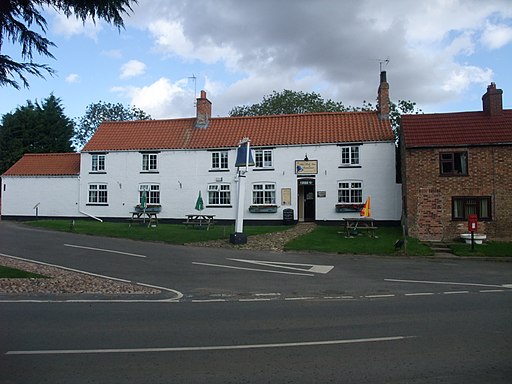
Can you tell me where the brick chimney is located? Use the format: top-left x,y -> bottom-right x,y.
195,90 -> 211,128
482,82 -> 503,117
378,71 -> 390,120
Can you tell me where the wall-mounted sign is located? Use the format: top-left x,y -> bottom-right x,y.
317,191 -> 326,198
281,188 -> 292,206
295,160 -> 318,174
298,179 -> 315,186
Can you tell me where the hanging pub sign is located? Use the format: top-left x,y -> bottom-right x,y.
295,160 -> 318,174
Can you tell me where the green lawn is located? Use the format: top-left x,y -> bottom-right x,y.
25,220 -> 289,245
0,265 -> 47,278
449,241 -> 512,257
285,226 -> 433,256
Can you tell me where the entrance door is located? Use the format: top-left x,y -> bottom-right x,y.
298,179 -> 315,222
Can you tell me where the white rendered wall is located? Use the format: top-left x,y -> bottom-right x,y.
79,141 -> 401,222
1,176 -> 79,217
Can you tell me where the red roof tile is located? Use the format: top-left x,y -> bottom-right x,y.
402,110 -> 512,148
2,153 -> 80,176
82,112 -> 393,152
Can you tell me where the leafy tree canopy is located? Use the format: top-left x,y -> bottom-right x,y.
229,89 -> 421,141
1,0 -> 137,89
0,94 -> 74,174
229,90 -> 350,116
73,101 -> 151,149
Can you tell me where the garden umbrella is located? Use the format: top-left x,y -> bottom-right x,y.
195,191 -> 204,211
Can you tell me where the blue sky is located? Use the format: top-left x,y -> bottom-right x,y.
1,0 -> 512,121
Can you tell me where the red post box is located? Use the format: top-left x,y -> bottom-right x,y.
468,214 -> 478,232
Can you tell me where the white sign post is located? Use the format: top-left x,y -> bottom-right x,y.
230,137 -> 254,244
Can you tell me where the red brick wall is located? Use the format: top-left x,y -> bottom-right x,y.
404,145 -> 512,241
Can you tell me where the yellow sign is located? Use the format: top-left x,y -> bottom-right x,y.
281,188 -> 292,205
295,160 -> 318,174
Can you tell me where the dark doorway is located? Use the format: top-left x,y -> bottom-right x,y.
298,178 -> 315,222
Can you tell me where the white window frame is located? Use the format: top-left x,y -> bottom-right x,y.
207,183 -> 231,206
142,153 -> 158,172
88,183 -> 108,204
337,180 -> 363,204
91,154 -> 105,172
139,183 -> 160,205
341,146 -> 360,166
211,151 -> 229,170
254,149 -> 273,169
252,183 -> 276,205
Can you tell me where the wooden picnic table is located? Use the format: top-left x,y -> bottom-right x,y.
130,210 -> 158,227
342,217 -> 377,237
183,214 -> 216,230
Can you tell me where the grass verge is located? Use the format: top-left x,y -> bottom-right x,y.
449,241 -> 512,257
25,220 -> 289,245
0,265 -> 47,279
285,226 -> 433,256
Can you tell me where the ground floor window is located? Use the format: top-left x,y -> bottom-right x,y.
452,196 -> 491,220
208,183 -> 231,205
337,180 -> 363,203
88,184 -> 107,204
139,184 -> 160,205
252,183 -> 276,205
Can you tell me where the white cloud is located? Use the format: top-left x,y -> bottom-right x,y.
51,12 -> 103,40
442,66 -> 494,93
65,73 -> 80,84
481,21 -> 512,49
111,77 -> 193,118
120,60 -> 147,79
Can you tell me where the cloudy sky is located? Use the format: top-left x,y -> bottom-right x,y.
1,0 -> 511,121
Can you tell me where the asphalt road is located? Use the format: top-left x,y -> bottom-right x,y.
1,221 -> 511,383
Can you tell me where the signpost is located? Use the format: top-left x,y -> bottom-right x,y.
230,138 -> 255,244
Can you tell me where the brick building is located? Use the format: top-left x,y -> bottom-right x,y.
401,83 -> 512,241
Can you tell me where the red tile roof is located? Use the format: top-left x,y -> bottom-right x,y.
2,153 -> 80,176
82,112 -> 393,152
402,110 -> 512,148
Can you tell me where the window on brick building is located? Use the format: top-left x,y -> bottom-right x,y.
440,151 -> 467,176
452,196 -> 491,220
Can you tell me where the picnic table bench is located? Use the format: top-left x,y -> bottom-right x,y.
342,217 -> 377,237
183,214 -> 216,230
130,210 -> 158,227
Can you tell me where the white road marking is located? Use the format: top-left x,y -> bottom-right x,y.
285,297 -> 315,301
228,258 -> 334,274
192,262 -> 315,276
502,284 -> 512,288
191,299 -> 226,303
64,244 -> 146,258
238,298 -> 272,302
6,336 -> 414,355
385,278 -> 508,289
480,289 -> 505,293
365,294 -> 395,298
443,291 -> 469,295
404,292 -> 435,296
255,293 -> 281,297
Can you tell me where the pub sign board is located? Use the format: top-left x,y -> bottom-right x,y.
295,160 -> 318,174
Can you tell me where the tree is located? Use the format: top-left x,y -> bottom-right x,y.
73,101 -> 151,148
229,90 -> 349,116
0,0 -> 137,89
0,94 -> 74,174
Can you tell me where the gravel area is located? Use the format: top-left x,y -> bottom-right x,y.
0,223 -> 316,296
